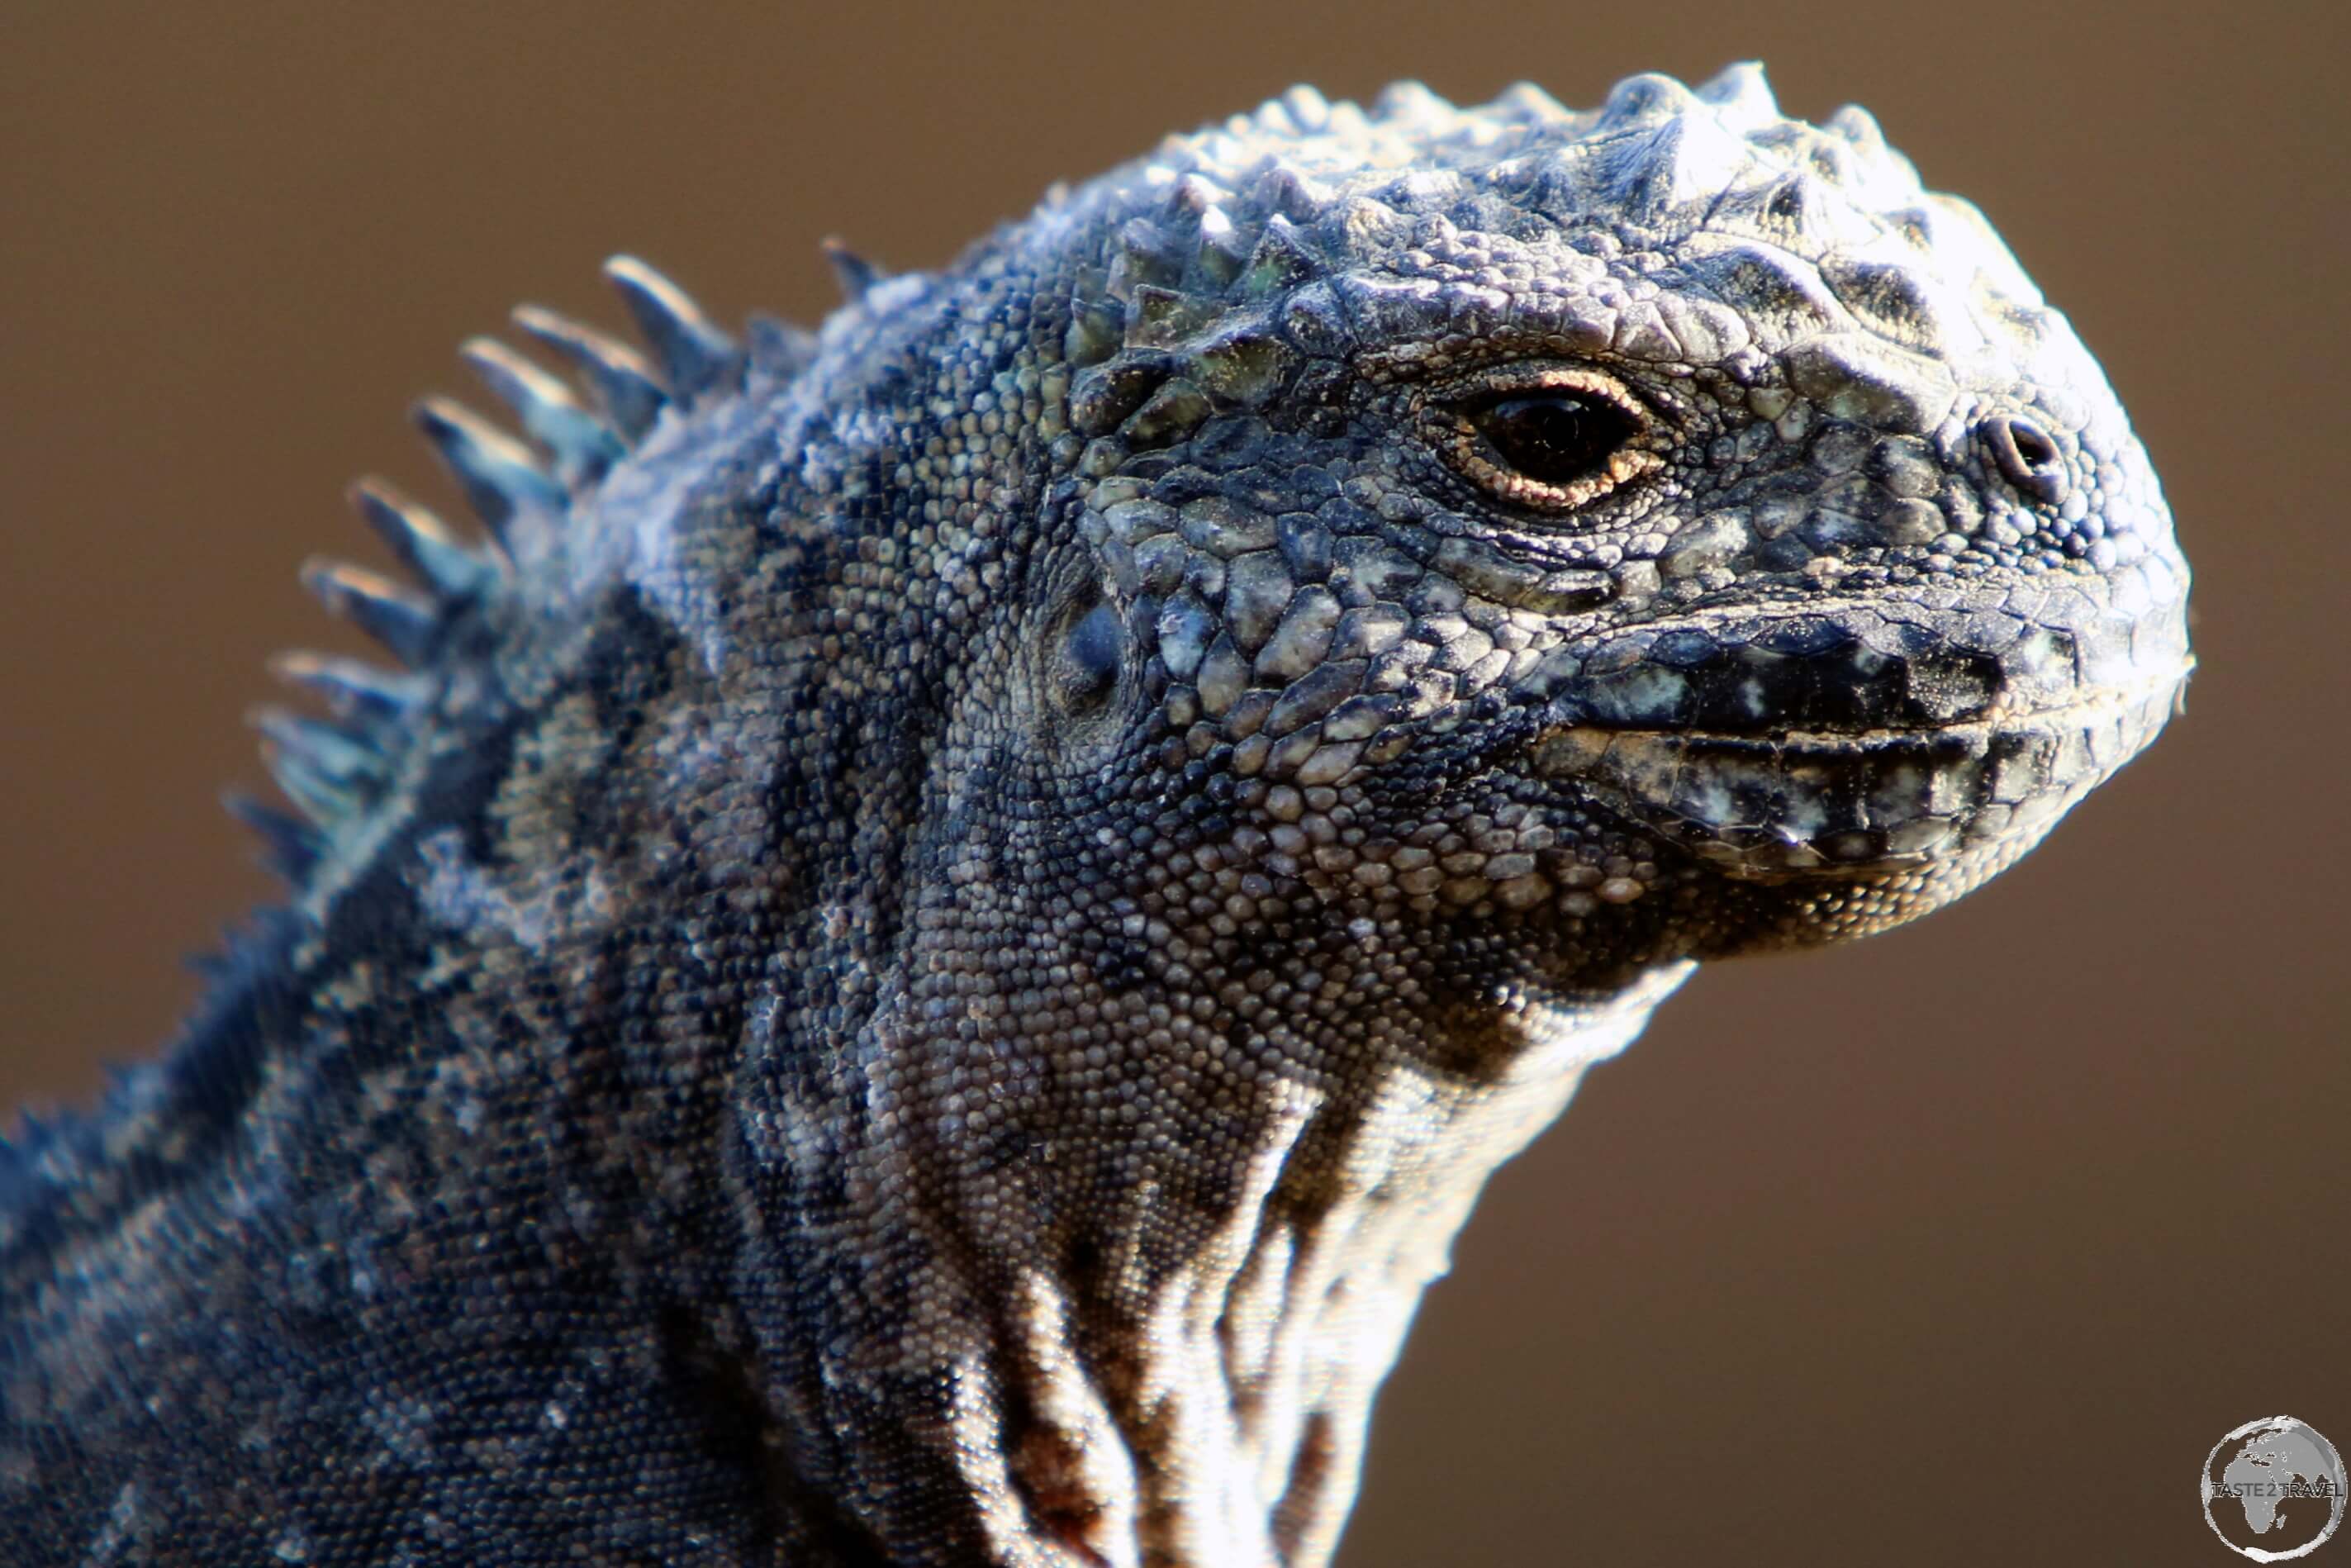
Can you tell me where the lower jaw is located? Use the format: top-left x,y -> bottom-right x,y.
1530,666 -> 2188,881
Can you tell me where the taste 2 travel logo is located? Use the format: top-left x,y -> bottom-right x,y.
2203,1418 -> 2347,1561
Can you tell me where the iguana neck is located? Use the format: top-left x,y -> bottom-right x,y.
734,940 -> 1691,1567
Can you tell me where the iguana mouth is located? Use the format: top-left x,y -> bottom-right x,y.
1542,653 -> 2195,749
1528,587 -> 2192,741
1529,658 -> 2192,877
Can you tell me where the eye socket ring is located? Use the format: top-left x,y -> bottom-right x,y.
1427,367 -> 1664,513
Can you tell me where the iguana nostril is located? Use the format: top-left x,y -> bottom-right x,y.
1982,413 -> 2070,505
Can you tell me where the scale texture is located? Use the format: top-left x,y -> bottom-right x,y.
0,65 -> 2190,1566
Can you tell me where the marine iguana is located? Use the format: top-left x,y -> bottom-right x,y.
0,64 -> 2192,1566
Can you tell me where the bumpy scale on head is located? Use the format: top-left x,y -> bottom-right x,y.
0,65 -> 2186,1568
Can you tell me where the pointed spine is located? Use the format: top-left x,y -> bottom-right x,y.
348,478 -> 496,602
512,305 -> 669,441
268,649 -> 426,725
819,238 -> 885,305
257,744 -> 359,825
253,710 -> 382,779
602,255 -> 739,402
413,397 -> 568,545
459,337 -> 627,486
301,558 -> 437,667
249,706 -> 387,823
223,791 -> 325,881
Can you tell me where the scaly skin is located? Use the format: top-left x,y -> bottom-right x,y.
0,66 -> 2189,1566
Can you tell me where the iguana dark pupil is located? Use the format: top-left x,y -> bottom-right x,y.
1471,392 -> 1627,486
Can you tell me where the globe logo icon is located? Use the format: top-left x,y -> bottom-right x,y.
2203,1417 -> 2348,1561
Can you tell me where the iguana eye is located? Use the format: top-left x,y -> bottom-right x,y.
1470,392 -> 1632,487
1433,369 -> 1662,512
1054,600 -> 1123,711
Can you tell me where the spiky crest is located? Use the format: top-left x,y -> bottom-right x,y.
238,258 -> 778,882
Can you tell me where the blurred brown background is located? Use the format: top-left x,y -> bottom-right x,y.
2,3 -> 2343,1562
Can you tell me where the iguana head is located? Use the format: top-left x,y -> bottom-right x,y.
1005,64 -> 2189,997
